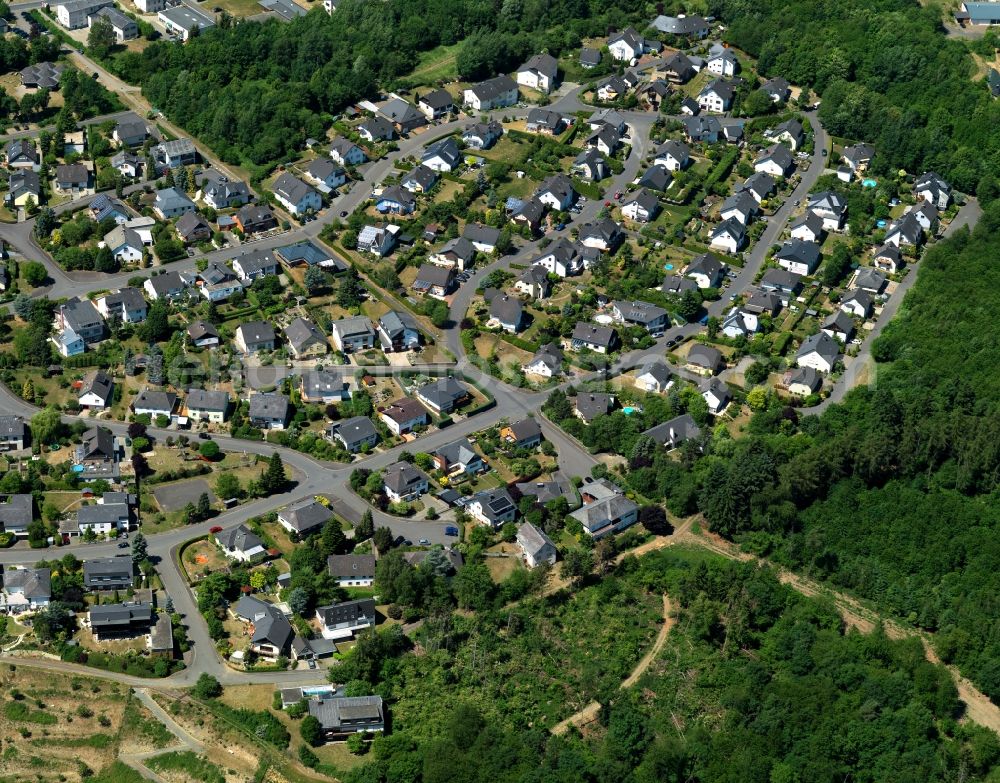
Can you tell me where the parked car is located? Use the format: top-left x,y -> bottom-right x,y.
209,525 -> 223,534
198,432 -> 211,440
118,541 -> 129,549
445,525 -> 459,536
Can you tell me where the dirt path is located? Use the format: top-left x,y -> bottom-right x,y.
679,528 -> 1000,735
552,594 -> 674,735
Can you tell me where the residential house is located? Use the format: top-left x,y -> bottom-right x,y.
272,172 -> 321,216
707,47 -> 738,76
235,203 -> 277,235
517,53 -> 559,93
526,108 -> 567,135
662,51 -> 697,84
709,218 -> 746,254
358,116 -> 395,143
154,138 -> 197,170
608,26 -> 645,61
872,244 -> 902,273
5,138 -> 38,169
185,389 -> 230,423
461,121 -> 503,149
822,309 -> 855,343
511,197 -> 545,232
56,297 -> 104,343
910,201 -> 939,233
807,191 -> 847,231
276,240 -> 344,270
200,174 -> 250,209
579,48 -> 602,69
234,321 -> 276,354
463,75 -> 518,111
75,499 -> 131,538
382,462 -> 430,503
501,418 -> 542,449
433,439 -> 485,475
761,76 -> 791,103
619,189 -> 662,224
421,138 -> 462,173
635,361 -> 673,394
841,288 -> 873,318
534,174 -> 575,211
574,392 -> 613,423
307,696 -> 385,740
486,291 -> 526,333
79,370 -> 114,410
418,89 -> 454,120
515,265 -> 551,299
0,495 -> 33,539
430,237 -> 476,271
720,190 -> 758,225
357,224 -> 400,257
377,310 -> 421,352
18,61 -> 64,91
104,225 -> 146,264
650,13 -> 709,38
153,187 -> 196,219
157,4 -> 215,40
328,416 -> 379,453
573,148 -> 609,181
785,366 -> 822,396
571,322 -> 619,354
655,140 -> 690,172
248,393 -> 291,431
638,164 -> 672,192
328,138 -> 367,166
775,239 -> 821,276
854,267 -> 887,294
579,218 -> 624,252
1,567 -> 50,613
375,185 -> 416,215
378,398 -> 429,436
55,163 -> 90,193
796,331 -> 840,373
417,377 -> 469,414
597,72 -> 637,101
743,289 -> 782,316
305,158 -> 347,193
842,143 -> 874,174
374,97 -> 421,134
56,0 -> 113,29
330,316 -> 376,353
90,603 -> 153,640
175,212 -> 211,244
468,487 -> 518,528
316,599 -> 376,640
769,119 -> 805,151
739,171 -> 776,203
517,522 -> 557,567
186,321 -> 220,348
284,317 -> 327,359
466,222 -> 502,255
300,370 -> 352,404
698,79 -> 735,112
0,416 -> 26,451
113,114 -> 148,147
884,212 -> 923,247
721,308 -> 761,339
83,556 -> 134,590
522,343 -> 563,377
6,170 -> 41,207
686,343 -> 724,375
661,274 -> 698,296
132,390 -> 177,420
789,211 -> 824,243
96,287 -> 147,324
411,264 -> 455,298
401,164 -> 438,194
701,377 -> 732,415
277,499 -> 332,536
612,300 -> 668,335
686,253 -> 726,289
754,144 -> 794,177
232,596 -> 292,658
328,554 -> 377,587
915,171 -> 951,210
570,494 -> 639,539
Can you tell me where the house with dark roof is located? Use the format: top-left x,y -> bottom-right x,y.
0,494 -> 33,538
754,144 -> 794,177
570,494 -> 639,539
417,377 -> 469,414
643,413 -> 701,450
175,212 -> 211,244
516,522 -> 557,567
382,462 -> 430,503
411,264 -> 455,298
580,47 -> 602,68
132,390 -> 177,420
463,223 -> 501,253
249,392 -> 291,431
418,88 -> 454,120
433,439 -> 484,475
522,343 -> 563,377
316,598 -> 376,640
612,300 -> 668,334
272,172 -> 321,216
235,321 -> 276,354
686,253 -> 726,288
305,158 -> 347,193
501,417 -> 542,449
463,75 -> 518,111
300,369 -> 352,404
377,311 -> 421,352
467,488 -> 518,528
330,316 -> 376,353
709,218 -> 746,254
785,366 -> 822,396
571,322 -> 619,354
378,398 -> 429,436
769,119 -> 805,151
233,595 -> 293,658
429,237 -> 476,271
775,239 -> 821,276
686,343 -> 724,375
1,567 -> 50,612
635,361 -> 673,394
516,52 -> 559,93
796,331 -> 841,373
328,416 -> 379,452
90,602 -> 153,640
574,392 -> 613,423
486,291 -> 525,333
376,185 -> 416,215
185,389 -> 230,423
79,370 -> 114,410
359,115 -> 396,143
278,499 -> 332,536
701,377 -> 732,415
328,554 -> 377,587
5,138 -> 38,170
83,556 -> 134,590
698,79 -> 735,112
461,120 -> 503,149
822,309 -> 855,344
308,695 -> 385,740
200,173 -> 250,209
186,320 -> 220,348
0,416 -> 26,452
215,524 -> 267,562
401,164 -> 438,194
235,203 -> 278,234
284,317 -> 327,358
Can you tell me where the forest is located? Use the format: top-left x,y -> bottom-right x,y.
108,0 -> 642,172
714,0 -> 1000,197
331,550 -> 998,783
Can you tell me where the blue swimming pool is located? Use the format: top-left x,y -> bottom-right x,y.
862,178 -> 877,188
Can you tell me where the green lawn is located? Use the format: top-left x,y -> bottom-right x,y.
405,42 -> 463,87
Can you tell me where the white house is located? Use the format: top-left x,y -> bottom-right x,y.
796,331 -> 840,374
271,172 -> 321,216
706,48 -> 738,77
709,219 -> 745,254
516,522 -> 557,567
607,27 -> 645,61
463,75 -> 518,112
516,53 -> 558,93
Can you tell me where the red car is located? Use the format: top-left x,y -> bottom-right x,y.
209,525 -> 223,534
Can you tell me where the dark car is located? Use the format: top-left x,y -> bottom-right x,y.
92,72 -> 100,80
340,210 -> 348,217
198,432 -> 211,440
118,541 -> 129,549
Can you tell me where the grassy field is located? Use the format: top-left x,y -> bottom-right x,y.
405,42 -> 463,87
